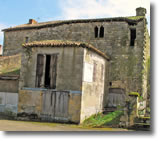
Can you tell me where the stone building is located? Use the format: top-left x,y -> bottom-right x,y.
0,7 -> 150,123
17,40 -> 109,123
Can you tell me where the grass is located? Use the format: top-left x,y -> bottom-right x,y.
0,54 -> 21,76
0,64 -> 20,76
0,68 -> 20,75
82,110 -> 123,128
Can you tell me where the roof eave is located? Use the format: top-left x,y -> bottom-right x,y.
2,17 -> 145,32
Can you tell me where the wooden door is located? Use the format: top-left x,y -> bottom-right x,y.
42,91 -> 69,120
50,55 -> 58,89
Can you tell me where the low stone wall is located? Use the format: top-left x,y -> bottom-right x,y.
68,91 -> 81,123
0,54 -> 21,75
0,76 -> 19,93
128,95 -> 138,126
18,88 -> 81,123
0,92 -> 18,118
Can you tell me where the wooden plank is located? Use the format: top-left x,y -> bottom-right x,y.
50,55 -> 57,89
35,54 -> 44,87
42,91 -> 69,119
51,91 -> 56,117
63,92 -> 69,117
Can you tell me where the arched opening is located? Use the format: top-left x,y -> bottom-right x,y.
94,26 -> 98,38
100,26 -> 104,38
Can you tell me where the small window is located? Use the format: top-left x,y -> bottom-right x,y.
25,37 -> 29,43
94,26 -> 98,38
130,29 -> 136,46
99,26 -> 104,38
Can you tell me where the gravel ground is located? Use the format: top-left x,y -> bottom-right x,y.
0,120 -> 129,131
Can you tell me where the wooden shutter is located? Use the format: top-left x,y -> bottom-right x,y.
50,54 -> 58,89
36,54 -> 44,87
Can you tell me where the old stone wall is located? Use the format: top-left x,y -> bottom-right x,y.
3,21 -> 130,57
109,20 -> 145,96
19,46 -> 84,91
0,92 -> 18,117
80,49 -> 107,122
4,20 -> 146,97
18,89 -> 81,123
18,90 -> 43,116
0,79 -> 19,93
140,25 -> 150,116
68,91 -> 81,123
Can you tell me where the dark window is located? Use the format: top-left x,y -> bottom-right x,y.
99,26 -> 104,38
25,37 -> 29,43
45,55 -> 51,88
36,54 -> 58,89
128,22 -> 137,26
130,29 -> 136,46
94,26 -> 98,38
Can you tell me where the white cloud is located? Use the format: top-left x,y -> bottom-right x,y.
0,23 -> 7,45
59,0 -> 150,19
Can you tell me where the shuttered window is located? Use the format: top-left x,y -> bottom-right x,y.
50,55 -> 58,89
36,54 -> 44,87
36,54 -> 58,89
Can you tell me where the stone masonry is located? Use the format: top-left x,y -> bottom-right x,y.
1,7 -> 150,119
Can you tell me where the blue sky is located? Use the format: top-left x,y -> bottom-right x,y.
0,0 -> 150,45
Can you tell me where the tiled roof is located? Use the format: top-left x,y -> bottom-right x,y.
2,16 -> 145,32
22,40 -> 110,60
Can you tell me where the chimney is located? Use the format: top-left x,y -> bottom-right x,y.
136,7 -> 147,16
29,19 -> 37,24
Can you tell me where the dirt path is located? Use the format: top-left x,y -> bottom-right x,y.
0,120 -> 129,131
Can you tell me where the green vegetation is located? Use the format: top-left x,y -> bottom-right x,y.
126,16 -> 144,20
0,67 -> 20,75
0,54 -> 21,76
129,92 -> 140,97
82,110 -> 123,128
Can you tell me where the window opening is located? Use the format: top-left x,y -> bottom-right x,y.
94,26 -> 98,38
130,29 -> 136,46
45,55 -> 51,88
100,26 -> 104,38
36,54 -> 58,89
